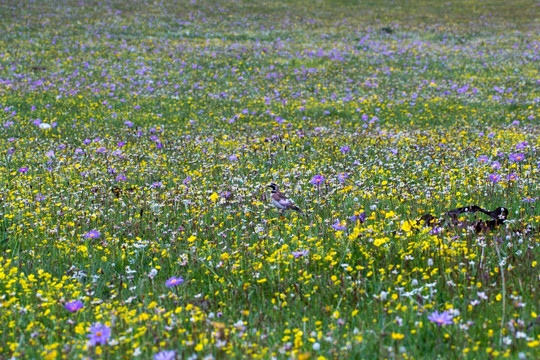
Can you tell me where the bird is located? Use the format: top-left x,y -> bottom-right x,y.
267,183 -> 301,214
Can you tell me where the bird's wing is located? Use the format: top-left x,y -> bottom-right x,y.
273,192 -> 291,205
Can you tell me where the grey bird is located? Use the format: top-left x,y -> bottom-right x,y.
267,183 -> 301,214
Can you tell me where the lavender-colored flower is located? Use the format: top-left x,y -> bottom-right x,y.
292,249 -> 309,259
515,142 -> 528,150
522,197 -> 536,203
151,182 -> 163,189
429,227 -> 444,235
124,121 -> 134,127
228,154 -> 238,161
489,174 -> 501,183
509,153 -> 525,162
154,350 -> 176,360
428,310 -> 454,326
340,145 -> 350,153
87,322 -> 111,346
507,173 -> 518,181
83,139 -> 91,145
337,173 -> 348,183
46,150 -> 55,158
331,219 -> 346,231
477,155 -> 489,163
116,174 -> 126,181
65,300 -> 84,312
491,161 -> 501,170
310,175 -> 325,185
84,230 -> 101,239
117,141 -> 125,148
165,276 -> 184,287
18,167 -> 28,173
349,212 -> 366,224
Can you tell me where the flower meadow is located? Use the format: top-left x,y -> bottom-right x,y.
0,0 -> 539,359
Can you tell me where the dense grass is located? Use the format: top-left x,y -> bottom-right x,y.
0,0 -> 539,359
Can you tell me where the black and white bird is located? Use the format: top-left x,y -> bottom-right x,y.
268,183 -> 301,214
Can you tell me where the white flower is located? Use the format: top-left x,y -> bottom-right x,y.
312,342 -> 320,351
39,123 -> 51,130
148,268 -> 158,279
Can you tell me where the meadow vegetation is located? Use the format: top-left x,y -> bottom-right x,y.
0,0 -> 539,359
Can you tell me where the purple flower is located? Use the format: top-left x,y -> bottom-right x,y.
509,153 -> 525,162
84,230 -> 101,239
165,276 -> 184,287
116,174 -> 126,181
429,227 -> 444,235
522,197 -> 536,203
515,142 -> 528,150
428,310 -> 454,326
507,173 -> 518,181
18,167 -> 28,173
489,174 -> 501,183
477,155 -> 489,163
337,173 -> 348,183
331,219 -> 346,231
46,150 -> 55,158
117,141 -> 125,148
228,154 -> 238,161
151,182 -> 163,189
154,350 -> 176,360
124,121 -> 134,127
65,300 -> 84,312
340,145 -> 350,153
491,161 -> 501,170
349,212 -> 366,224
310,175 -> 325,185
87,322 -> 111,346
292,249 -> 309,259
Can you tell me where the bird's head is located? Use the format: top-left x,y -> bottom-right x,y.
267,183 -> 278,191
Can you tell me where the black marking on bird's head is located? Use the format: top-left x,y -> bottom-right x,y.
268,183 -> 278,192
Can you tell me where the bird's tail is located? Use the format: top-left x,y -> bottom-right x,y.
290,205 -> 302,213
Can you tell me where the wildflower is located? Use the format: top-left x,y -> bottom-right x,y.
340,145 -> 350,153
228,154 -> 238,161
292,250 -> 309,259
46,150 -> 55,158
491,161 -> 501,170
148,268 -> 158,279
509,153 -> 525,162
428,310 -> 454,326
489,174 -> 501,183
515,142 -> 528,150
124,121 -> 134,127
477,155 -> 489,163
331,219 -> 346,231
18,167 -> 28,173
84,230 -> 101,239
117,141 -> 125,148
165,276 -> 184,287
87,322 -> 111,346
507,173 -> 518,181
39,123 -> 51,130
151,182 -> 163,188
337,173 -> 348,183
64,300 -> 84,312
154,350 -> 176,360
310,175 -> 325,185
349,212 -> 366,223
